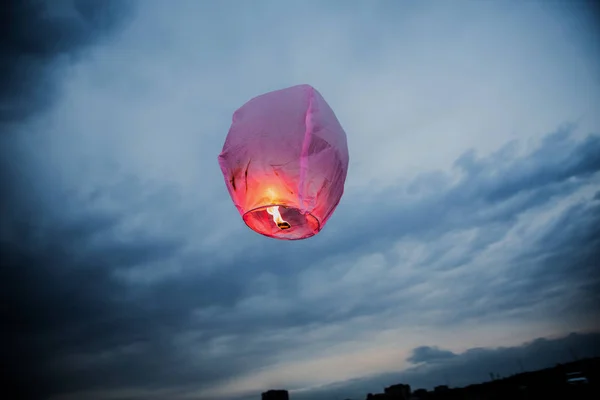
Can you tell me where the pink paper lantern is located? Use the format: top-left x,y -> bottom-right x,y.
218,84 -> 349,240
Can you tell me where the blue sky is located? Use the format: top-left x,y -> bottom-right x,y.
1,1 -> 599,399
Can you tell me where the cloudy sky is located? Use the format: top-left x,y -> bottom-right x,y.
2,1 -> 599,399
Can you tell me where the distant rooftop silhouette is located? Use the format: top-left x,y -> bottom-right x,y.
261,357 -> 600,400
261,389 -> 289,400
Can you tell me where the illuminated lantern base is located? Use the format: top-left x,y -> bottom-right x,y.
243,205 -> 321,240
218,84 -> 349,240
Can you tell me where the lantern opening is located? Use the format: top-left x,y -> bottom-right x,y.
242,204 -> 321,240
266,206 -> 291,230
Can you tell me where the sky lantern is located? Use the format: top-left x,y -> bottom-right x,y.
218,84 -> 349,240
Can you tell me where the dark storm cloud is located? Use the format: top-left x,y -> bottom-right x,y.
276,126 -> 600,275
3,123 -> 597,400
407,332 -> 600,388
0,1 -> 136,397
431,198 -> 600,325
1,205 -> 184,398
175,128 -> 600,338
292,332 -> 600,400
260,127 -> 600,327
455,130 -> 600,203
0,0 -> 133,128
199,125 -> 600,335
0,180 -> 258,399
359,126 -> 599,249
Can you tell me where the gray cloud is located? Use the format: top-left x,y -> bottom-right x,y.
407,347 -> 457,364
0,0 -> 133,128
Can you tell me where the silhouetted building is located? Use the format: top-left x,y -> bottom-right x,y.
354,356 -> 600,400
433,385 -> 449,393
262,389 -> 289,400
385,383 -> 411,399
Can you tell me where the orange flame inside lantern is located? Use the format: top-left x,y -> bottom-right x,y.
266,206 -> 291,230
265,188 -> 291,230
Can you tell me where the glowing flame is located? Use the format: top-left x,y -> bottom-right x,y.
267,206 -> 291,230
